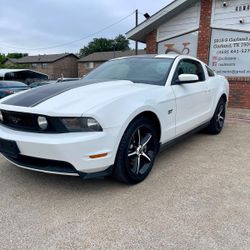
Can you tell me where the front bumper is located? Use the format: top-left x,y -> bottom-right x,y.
0,124 -> 119,176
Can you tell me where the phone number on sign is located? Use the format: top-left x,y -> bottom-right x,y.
217,49 -> 250,54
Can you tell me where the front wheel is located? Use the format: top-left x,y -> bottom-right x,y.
113,117 -> 159,184
206,98 -> 226,134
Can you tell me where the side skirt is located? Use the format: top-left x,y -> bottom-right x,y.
159,122 -> 210,153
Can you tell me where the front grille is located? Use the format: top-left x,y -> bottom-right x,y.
3,153 -> 78,174
0,110 -> 66,133
2,111 -> 37,130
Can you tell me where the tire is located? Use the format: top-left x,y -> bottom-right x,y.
113,116 -> 159,184
206,98 -> 226,135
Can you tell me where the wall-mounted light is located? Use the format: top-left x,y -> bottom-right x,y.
144,13 -> 150,19
223,1 -> 227,7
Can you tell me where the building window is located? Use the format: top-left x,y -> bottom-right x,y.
31,63 -> 37,68
42,63 -> 48,69
84,62 -> 94,69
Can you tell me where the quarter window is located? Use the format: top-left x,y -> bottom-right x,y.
206,66 -> 215,77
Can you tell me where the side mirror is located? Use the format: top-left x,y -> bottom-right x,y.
176,74 -> 199,84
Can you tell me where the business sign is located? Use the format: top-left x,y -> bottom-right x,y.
158,31 -> 199,56
209,29 -> 250,77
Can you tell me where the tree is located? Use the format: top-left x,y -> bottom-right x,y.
0,54 -> 6,65
0,64 -> 30,69
80,38 -> 113,57
79,34 -> 130,57
7,53 -> 28,59
114,34 -> 130,51
0,53 -> 28,68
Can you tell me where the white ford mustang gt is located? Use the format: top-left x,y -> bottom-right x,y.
0,54 -> 229,184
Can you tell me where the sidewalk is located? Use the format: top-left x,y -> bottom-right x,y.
227,108 -> 250,121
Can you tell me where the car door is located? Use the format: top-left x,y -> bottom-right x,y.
171,59 -> 210,136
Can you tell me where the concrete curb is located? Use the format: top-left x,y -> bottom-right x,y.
227,108 -> 250,121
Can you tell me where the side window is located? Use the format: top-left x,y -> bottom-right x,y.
175,59 -> 205,82
206,66 -> 215,77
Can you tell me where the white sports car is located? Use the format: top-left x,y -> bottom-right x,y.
0,54 -> 229,184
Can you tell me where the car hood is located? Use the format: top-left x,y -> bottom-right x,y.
0,79 -> 157,116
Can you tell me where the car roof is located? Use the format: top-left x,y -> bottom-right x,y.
110,53 -> 183,61
112,54 -> 207,67
0,80 -> 26,85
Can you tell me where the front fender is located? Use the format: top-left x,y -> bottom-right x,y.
85,86 -> 176,159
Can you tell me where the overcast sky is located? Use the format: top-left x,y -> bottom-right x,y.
0,0 -> 173,55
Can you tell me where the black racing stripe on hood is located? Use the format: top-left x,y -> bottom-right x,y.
2,79 -> 105,107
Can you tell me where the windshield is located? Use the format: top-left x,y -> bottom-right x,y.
84,57 -> 174,86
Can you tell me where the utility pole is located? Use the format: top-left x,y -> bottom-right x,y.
113,41 -> 116,58
135,9 -> 138,55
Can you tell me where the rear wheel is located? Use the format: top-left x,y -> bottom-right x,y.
206,98 -> 226,134
113,117 -> 159,184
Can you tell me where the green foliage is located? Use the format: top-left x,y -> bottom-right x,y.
114,34 -> 130,51
7,53 -> 28,59
0,53 -> 6,65
79,34 -> 130,57
0,53 -> 28,68
0,63 -> 31,69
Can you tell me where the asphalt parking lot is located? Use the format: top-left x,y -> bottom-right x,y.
0,116 -> 250,250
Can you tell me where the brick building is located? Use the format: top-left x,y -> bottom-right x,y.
78,50 -> 146,77
4,53 -> 79,80
127,0 -> 250,109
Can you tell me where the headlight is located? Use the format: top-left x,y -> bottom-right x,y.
61,117 -> 102,132
37,116 -> 48,130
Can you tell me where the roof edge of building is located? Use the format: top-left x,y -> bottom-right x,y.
7,53 -> 79,64
126,0 -> 196,43
78,49 -> 146,62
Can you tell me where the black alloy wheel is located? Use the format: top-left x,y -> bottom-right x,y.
113,117 -> 159,184
206,98 -> 226,134
127,126 -> 155,176
216,101 -> 226,131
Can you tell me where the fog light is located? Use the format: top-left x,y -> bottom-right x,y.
0,111 -> 3,122
37,116 -> 48,130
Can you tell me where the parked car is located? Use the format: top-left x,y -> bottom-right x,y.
0,55 -> 229,184
0,81 -> 29,99
29,81 -> 56,88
